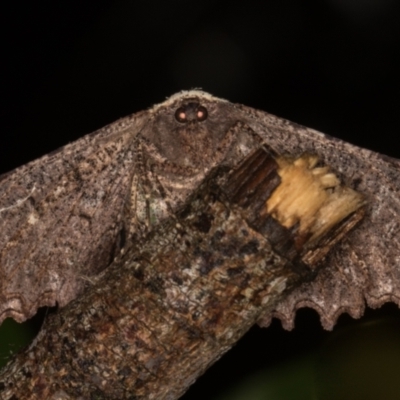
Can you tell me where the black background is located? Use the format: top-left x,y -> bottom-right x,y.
1,1 -> 400,399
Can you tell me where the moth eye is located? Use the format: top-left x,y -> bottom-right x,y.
196,106 -> 208,122
175,107 -> 187,123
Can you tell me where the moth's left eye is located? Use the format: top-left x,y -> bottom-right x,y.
196,106 -> 208,122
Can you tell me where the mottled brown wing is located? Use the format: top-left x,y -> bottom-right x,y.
238,104 -> 400,329
0,91 -> 255,326
0,111 -> 148,324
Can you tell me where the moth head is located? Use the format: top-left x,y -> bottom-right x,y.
143,91 -> 239,169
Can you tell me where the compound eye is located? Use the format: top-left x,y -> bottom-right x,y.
196,106 -> 208,122
175,106 -> 187,123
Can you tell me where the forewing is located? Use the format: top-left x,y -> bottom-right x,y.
0,111 -> 148,323
238,104 -> 400,329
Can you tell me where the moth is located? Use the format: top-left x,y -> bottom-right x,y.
1,90 -> 400,333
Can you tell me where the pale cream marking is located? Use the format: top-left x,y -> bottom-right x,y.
269,276 -> 287,294
27,212 -> 39,225
0,185 -> 36,214
241,287 -> 254,299
53,185 -> 64,196
157,175 -> 207,190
